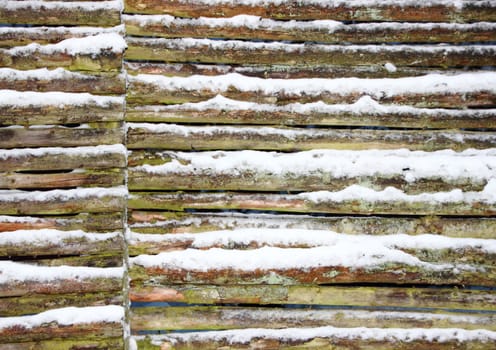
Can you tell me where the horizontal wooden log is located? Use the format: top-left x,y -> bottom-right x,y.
131,306 -> 496,332
0,124 -> 124,149
126,37 -> 496,68
127,73 -> 496,108
139,331 -> 496,350
125,16 -> 496,44
0,213 -> 124,232
123,0 -> 496,22
124,62 -> 463,79
126,99 -> 496,128
128,189 -> 496,216
128,211 -> 496,239
0,229 -> 124,259
0,338 -> 124,350
0,293 -> 122,317
0,145 -> 126,172
34,254 -> 124,268
130,284 -> 496,311
0,33 -> 125,72
0,187 -> 126,215
0,69 -> 126,95
0,262 -> 123,297
128,149 -> 495,194
0,169 -> 124,189
127,124 -> 496,151
0,26 -> 123,48
0,0 -> 121,26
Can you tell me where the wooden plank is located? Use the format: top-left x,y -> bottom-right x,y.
124,62 -> 463,79
0,169 -> 124,189
128,189 -> 496,216
0,338 -> 124,350
0,213 -> 124,232
0,0 -> 121,26
34,254 -> 124,268
126,37 -> 496,68
123,0 -> 496,22
0,293 -> 122,317
0,124 -> 124,149
0,26 -> 123,48
0,187 -> 126,215
0,33 -> 125,72
127,73 -> 496,108
0,229 -> 124,259
128,211 -> 496,239
126,100 -> 496,129
128,149 -> 495,193
125,16 -> 496,44
0,145 -> 127,172
131,306 -> 496,332
127,124 -> 496,151
0,69 -> 126,95
130,284 -> 496,311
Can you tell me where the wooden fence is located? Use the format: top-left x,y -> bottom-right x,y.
1,0 -> 496,349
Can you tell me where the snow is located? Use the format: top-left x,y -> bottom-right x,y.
129,72 -> 496,98
134,95 -> 496,118
0,144 -> 126,160
0,305 -> 124,330
0,25 -> 124,37
2,1 -> 123,11
0,67 -> 126,82
384,62 -> 397,73
0,90 -> 123,108
0,229 -> 120,245
300,179 -> 496,204
0,186 -> 128,202
7,33 -> 126,56
129,229 -> 496,253
0,261 -> 123,284
143,326 -> 496,345
125,14 -> 496,32
131,148 -> 496,184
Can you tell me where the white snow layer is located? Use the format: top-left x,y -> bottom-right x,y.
0,186 -> 128,202
0,90 -> 123,108
0,67 -> 125,82
131,148 -> 496,183
0,229 -> 120,245
0,144 -> 126,160
125,14 -> 496,32
129,229 -> 496,253
129,72 -> 496,97
0,25 -> 124,37
134,95 -> 496,118
6,33 -> 126,56
143,326 -> 496,345
0,305 -> 124,330
2,1 -> 123,11
0,261 -> 123,284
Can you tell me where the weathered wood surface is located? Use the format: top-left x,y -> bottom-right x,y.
128,191 -> 496,216
126,38 -> 496,68
0,0 -> 121,26
128,211 -> 496,239
126,101 -> 496,129
127,124 -> 496,151
0,145 -> 126,172
0,26 -> 123,47
0,124 -> 124,149
0,169 -> 124,189
123,0 -> 496,22
0,187 -> 126,215
124,62 -> 462,79
125,16 -> 496,44
0,293 -> 122,317
0,69 -> 126,95
0,338 -> 124,350
135,328 -> 496,350
128,150 -> 495,193
130,284 -> 496,311
0,213 -> 124,232
127,73 -> 496,108
131,307 -> 496,332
